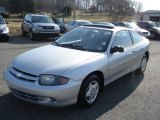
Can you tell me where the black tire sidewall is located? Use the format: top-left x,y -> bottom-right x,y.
78,75 -> 101,107
136,55 -> 147,74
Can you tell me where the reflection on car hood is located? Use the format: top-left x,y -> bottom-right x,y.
33,23 -> 58,27
134,28 -> 149,33
153,27 -> 160,31
0,24 -> 5,29
12,45 -> 101,76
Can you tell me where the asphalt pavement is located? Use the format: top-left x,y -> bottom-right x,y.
0,36 -> 160,120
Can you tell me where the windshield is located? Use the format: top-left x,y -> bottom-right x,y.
54,27 -> 112,52
126,23 -> 140,29
150,22 -> 157,27
32,16 -> 53,23
78,22 -> 92,26
0,17 -> 4,24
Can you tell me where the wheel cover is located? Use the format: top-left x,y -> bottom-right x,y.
141,57 -> 147,72
85,80 -> 99,104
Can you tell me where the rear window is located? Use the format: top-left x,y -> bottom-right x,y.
130,31 -> 142,44
78,22 -> 92,26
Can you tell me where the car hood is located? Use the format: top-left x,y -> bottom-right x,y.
0,24 -> 5,29
153,27 -> 160,31
12,45 -> 101,76
33,23 -> 58,27
134,28 -> 149,33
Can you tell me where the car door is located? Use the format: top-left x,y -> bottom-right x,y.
108,30 -> 137,82
129,30 -> 144,69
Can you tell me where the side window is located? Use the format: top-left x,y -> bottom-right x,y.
24,15 -> 27,21
116,23 -> 126,27
130,31 -> 142,44
70,21 -> 74,26
68,21 -> 73,26
28,16 -> 31,22
73,21 -> 78,26
112,30 -> 132,48
25,15 -> 29,21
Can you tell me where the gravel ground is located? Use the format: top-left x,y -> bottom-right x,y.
0,36 -> 160,120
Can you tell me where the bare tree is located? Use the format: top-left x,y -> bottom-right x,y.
134,1 -> 143,13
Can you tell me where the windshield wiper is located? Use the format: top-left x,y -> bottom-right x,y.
53,41 -> 61,46
61,43 -> 85,51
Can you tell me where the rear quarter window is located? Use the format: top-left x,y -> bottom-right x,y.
130,31 -> 142,44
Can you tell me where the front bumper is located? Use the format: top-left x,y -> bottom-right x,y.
33,32 -> 60,38
0,33 -> 9,40
4,69 -> 82,107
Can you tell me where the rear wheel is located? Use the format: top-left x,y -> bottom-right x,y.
136,55 -> 148,74
78,75 -> 100,107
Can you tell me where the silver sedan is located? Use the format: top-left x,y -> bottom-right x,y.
4,24 -> 149,107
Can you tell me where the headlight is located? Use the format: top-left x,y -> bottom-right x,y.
34,25 -> 43,30
1,25 -> 8,33
39,75 -> 69,86
55,26 -> 60,30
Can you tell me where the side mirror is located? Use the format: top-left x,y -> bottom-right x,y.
6,21 -> 9,24
110,46 -> 124,54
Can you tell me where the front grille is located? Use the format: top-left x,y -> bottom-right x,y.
11,88 -> 39,102
43,26 -> 54,29
9,67 -> 38,83
13,67 -> 37,77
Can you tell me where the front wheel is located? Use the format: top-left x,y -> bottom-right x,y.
78,75 -> 100,107
21,28 -> 27,36
136,55 -> 148,74
29,30 -> 36,40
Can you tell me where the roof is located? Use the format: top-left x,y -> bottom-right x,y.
70,20 -> 91,22
81,24 -> 130,32
26,13 -> 49,17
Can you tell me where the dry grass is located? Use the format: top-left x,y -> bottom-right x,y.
7,11 -> 132,36
8,22 -> 21,36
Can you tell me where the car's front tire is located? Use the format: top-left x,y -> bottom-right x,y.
136,55 -> 148,74
78,75 -> 100,107
29,30 -> 36,40
21,28 -> 27,36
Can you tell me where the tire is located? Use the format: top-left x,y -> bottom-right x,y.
78,75 -> 101,107
136,55 -> 148,74
64,29 -> 67,34
21,28 -> 27,36
150,32 -> 155,39
29,30 -> 35,40
5,36 -> 9,41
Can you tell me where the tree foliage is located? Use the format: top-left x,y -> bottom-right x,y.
97,0 -> 136,21
62,6 -> 73,17
9,0 -> 35,15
